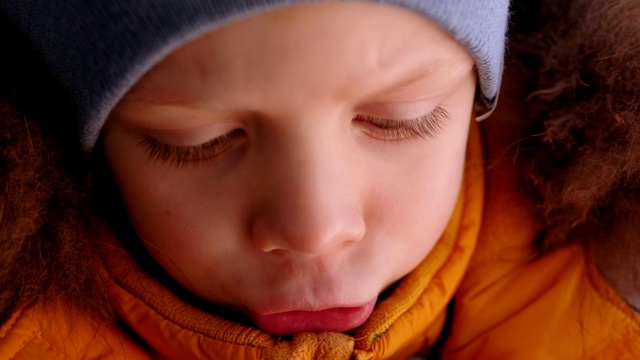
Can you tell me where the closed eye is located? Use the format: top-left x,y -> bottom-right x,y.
352,106 -> 451,141
138,129 -> 246,168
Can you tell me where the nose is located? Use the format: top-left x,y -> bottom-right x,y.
249,128 -> 366,256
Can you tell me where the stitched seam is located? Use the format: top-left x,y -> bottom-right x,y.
3,309 -> 72,359
7,331 -> 39,360
9,331 -> 73,359
36,335 -> 70,359
0,300 -> 38,339
0,309 -> 25,339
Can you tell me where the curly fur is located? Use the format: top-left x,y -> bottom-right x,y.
510,0 -> 640,300
0,98 -> 111,322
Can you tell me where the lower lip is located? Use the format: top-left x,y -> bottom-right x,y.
248,299 -> 377,335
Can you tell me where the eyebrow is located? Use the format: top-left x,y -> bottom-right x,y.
370,59 -> 474,98
385,69 -> 432,91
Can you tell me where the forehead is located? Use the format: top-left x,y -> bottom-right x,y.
123,2 -> 474,106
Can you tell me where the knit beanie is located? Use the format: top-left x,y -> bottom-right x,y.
0,0 -> 510,150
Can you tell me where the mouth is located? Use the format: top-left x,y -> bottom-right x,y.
247,299 -> 377,335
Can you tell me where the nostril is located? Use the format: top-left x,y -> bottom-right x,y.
251,221 -> 281,252
252,232 -> 281,253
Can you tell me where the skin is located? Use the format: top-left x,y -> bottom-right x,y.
101,2 -> 477,331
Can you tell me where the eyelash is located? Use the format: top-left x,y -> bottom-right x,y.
352,106 -> 450,141
138,129 -> 246,167
138,106 -> 451,167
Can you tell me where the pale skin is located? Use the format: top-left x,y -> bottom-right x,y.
102,2 -> 477,334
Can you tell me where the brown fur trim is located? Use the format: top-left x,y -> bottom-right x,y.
510,0 -> 640,301
0,97 -> 110,323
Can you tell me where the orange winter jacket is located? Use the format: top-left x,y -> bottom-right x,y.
442,118 -> 640,358
1,122 -> 638,359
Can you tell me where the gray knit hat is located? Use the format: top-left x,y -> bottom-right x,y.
0,0 -> 509,150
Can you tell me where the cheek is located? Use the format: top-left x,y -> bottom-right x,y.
111,172 -> 258,304
102,131 -> 250,294
364,118 -> 469,282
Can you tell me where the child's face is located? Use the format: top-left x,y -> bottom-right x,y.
102,2 -> 475,334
